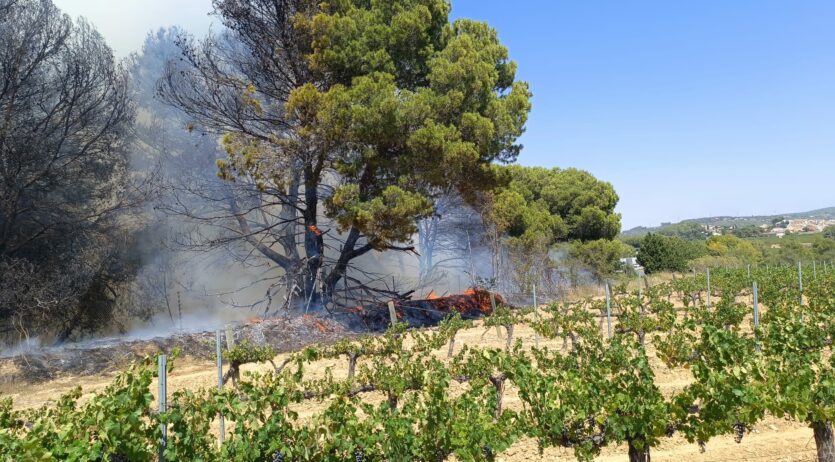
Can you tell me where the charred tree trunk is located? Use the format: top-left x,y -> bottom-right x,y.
813,421 -> 835,462
322,227 -> 373,302
279,177 -> 302,261
628,439 -> 651,462
418,216 -> 438,285
298,157 -> 330,310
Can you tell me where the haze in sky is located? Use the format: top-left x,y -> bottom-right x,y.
53,0 -> 835,229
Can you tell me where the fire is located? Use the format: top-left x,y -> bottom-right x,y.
302,314 -> 330,333
307,224 -> 323,236
341,288 -> 506,330
423,288 -> 503,315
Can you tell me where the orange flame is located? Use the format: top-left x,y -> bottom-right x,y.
307,224 -> 323,236
301,314 -> 329,333
347,306 -> 366,314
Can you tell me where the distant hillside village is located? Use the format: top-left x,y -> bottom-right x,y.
623,207 -> 835,240
618,209 -> 835,275
705,218 -> 835,238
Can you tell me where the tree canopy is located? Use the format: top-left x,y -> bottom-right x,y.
481,165 -> 622,284
637,233 -> 705,273
568,239 -> 633,280
0,0 -> 136,341
487,165 -> 621,247
705,235 -> 762,263
161,0 -> 531,306
656,222 -> 712,240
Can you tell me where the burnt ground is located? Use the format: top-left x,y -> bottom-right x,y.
0,315 -> 353,385
0,290 -> 500,385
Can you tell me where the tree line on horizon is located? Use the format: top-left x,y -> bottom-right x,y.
631,228 -> 835,274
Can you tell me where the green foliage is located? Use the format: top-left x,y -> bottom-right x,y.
729,225 -> 763,238
824,225 -> 835,240
705,235 -> 762,262
811,236 -> 835,262
760,281 -> 835,427
637,233 -> 705,273
0,358 -> 160,461
761,240 -> 814,266
688,255 -> 744,271
327,185 -> 433,248
268,2 -> 532,247
5,267 -> 835,461
656,222 -> 711,240
600,336 -> 670,456
491,165 -> 621,245
486,165 -> 623,288
568,239 -> 632,280
223,339 -> 277,365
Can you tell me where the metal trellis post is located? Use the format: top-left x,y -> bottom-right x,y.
533,282 -> 539,348
216,330 -> 225,445
707,268 -> 712,308
605,282 -> 612,339
158,355 -> 167,462
798,261 -> 804,305
753,282 -> 760,352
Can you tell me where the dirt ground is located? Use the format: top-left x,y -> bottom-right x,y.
0,314 -> 818,462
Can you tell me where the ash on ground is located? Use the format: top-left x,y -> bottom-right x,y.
0,315 -> 351,384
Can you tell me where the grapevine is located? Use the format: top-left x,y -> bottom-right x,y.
2,266 -> 834,461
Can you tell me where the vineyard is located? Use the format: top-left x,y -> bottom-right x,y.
2,266 -> 835,462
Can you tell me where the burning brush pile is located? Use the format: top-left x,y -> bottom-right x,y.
338,288 -> 504,331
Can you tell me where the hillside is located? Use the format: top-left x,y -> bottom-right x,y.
622,206 -> 835,237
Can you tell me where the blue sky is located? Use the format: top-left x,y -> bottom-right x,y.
55,0 -> 835,229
